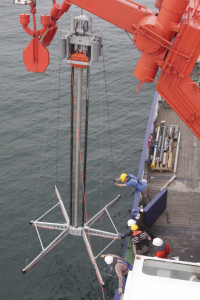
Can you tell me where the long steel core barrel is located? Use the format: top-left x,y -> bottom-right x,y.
174,132 -> 181,173
152,126 -> 160,167
158,135 -> 162,153
159,124 -> 166,163
75,68 -> 83,228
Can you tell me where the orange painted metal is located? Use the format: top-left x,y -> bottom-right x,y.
69,52 -> 89,69
19,0 -> 71,73
62,0 -> 71,12
134,0 -> 190,83
40,26 -> 58,48
50,3 -> 62,18
23,38 -> 49,73
154,0 -> 164,10
16,0 -> 200,139
156,19 -> 200,139
40,15 -> 51,27
134,15 -> 163,54
20,13 -> 30,26
66,0 -> 200,139
134,52 -> 159,83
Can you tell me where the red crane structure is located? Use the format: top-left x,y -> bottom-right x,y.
15,0 -> 200,139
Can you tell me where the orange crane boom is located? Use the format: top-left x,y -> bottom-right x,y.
15,0 -> 200,140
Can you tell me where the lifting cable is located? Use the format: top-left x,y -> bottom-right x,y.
101,48 -> 118,194
125,30 -> 142,54
125,31 -> 134,44
70,65 -> 106,300
93,19 -> 118,281
25,55 -> 60,267
56,59 -> 61,186
92,16 -> 117,191
92,17 -> 104,267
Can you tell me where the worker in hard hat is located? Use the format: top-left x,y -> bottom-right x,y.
100,254 -> 131,295
152,238 -> 171,259
127,219 -> 136,227
127,210 -> 155,239
114,173 -> 146,191
114,173 -> 148,203
121,224 -> 151,256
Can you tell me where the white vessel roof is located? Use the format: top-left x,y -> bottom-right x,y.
124,255 -> 200,300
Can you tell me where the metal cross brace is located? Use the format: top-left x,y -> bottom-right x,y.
22,186 -> 121,285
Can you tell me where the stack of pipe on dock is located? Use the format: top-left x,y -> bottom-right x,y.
150,122 -> 181,173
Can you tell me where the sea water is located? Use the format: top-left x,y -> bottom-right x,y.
0,1 -> 156,299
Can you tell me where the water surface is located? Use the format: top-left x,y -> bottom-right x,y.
0,1 -> 156,299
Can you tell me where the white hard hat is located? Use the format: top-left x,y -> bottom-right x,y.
127,219 -> 136,226
104,255 -> 113,265
152,238 -> 163,247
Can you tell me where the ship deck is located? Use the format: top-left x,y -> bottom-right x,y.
146,101 -> 200,262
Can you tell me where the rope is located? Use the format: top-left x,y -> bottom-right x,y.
91,16 -> 117,193
56,58 -> 61,185
70,65 -> 105,300
125,30 -> 142,54
26,54 -> 60,266
125,31 -> 134,44
101,47 -> 117,194
91,17 -> 103,34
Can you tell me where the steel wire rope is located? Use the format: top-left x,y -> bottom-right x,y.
92,16 -> 118,192
92,17 -> 112,286
91,20 -> 119,283
125,31 -> 134,44
70,65 -> 105,300
56,58 -> 61,185
92,16 -> 118,193
25,54 -> 60,267
125,30 -> 142,54
101,47 -> 118,194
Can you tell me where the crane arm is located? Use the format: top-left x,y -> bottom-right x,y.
15,0 -> 155,73
67,0 -> 200,139
66,0 -> 154,34
14,0 -> 200,140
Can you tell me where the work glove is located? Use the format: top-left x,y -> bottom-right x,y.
135,213 -> 140,220
118,288 -> 123,295
118,233 -> 125,239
